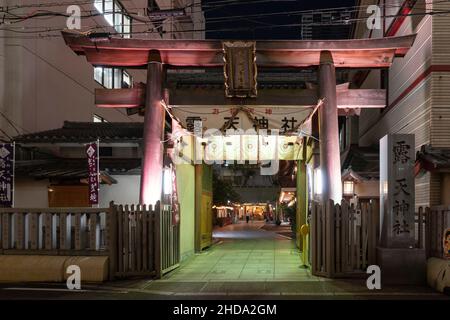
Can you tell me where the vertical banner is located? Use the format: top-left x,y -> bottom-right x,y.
0,143 -> 14,207
171,165 -> 180,225
86,141 -> 99,206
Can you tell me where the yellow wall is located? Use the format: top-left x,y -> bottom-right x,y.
176,164 -> 196,261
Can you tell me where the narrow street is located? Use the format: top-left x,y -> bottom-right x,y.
0,221 -> 447,300
162,220 -> 310,281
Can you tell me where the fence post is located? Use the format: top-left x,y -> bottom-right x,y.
2,213 -> 11,250
417,207 -> 423,249
310,201 -> 317,275
341,199 -> 349,272
108,201 -> 118,280
155,201 -> 162,279
425,207 -> 431,258
325,199 -> 335,277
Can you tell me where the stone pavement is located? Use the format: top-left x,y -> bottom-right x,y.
163,221 -> 310,282
92,221 -> 446,299
1,221 -> 447,299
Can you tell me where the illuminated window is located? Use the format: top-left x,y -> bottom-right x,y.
94,0 -> 103,13
343,180 -> 354,196
94,0 -> 132,38
94,67 -> 132,89
93,114 -> 107,123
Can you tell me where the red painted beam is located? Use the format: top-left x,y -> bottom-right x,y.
95,87 -> 145,108
94,87 -> 386,110
62,31 -> 416,68
385,0 -> 418,37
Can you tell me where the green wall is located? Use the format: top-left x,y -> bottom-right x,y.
202,164 -> 213,192
176,164 -> 196,261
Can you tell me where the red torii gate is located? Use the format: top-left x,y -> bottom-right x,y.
62,31 -> 415,205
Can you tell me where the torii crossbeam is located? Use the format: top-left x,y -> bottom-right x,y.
62,31 -> 415,205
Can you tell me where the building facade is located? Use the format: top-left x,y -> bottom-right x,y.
352,0 -> 450,207
0,0 -> 204,140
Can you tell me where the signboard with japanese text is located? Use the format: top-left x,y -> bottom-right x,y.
171,106 -> 313,135
380,134 -> 415,248
0,143 -> 14,207
223,41 -> 257,98
86,141 -> 99,206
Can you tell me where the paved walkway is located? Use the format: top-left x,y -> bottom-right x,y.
163,221 -> 312,281
0,221 -> 446,299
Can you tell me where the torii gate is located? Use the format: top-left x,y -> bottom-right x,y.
62,31 -> 415,205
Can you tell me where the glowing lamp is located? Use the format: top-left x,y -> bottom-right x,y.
163,167 -> 172,195
343,180 -> 354,196
314,168 -> 322,195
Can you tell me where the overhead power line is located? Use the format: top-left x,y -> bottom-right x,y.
0,7 -> 448,39
2,0 -> 447,22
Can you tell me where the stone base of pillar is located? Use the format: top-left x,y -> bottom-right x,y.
377,247 -> 426,285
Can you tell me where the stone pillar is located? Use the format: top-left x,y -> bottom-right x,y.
378,134 -> 426,284
139,50 -> 165,205
318,51 -> 342,203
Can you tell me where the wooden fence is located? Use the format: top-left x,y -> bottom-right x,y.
160,205 -> 180,274
422,206 -> 450,259
113,203 -> 160,278
0,201 -> 180,280
311,199 -> 449,278
0,207 -> 110,255
311,199 -> 380,277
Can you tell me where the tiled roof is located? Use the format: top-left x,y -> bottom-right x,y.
167,70 -> 350,89
14,121 -> 143,143
341,145 -> 379,180
15,158 -> 141,180
416,145 -> 450,172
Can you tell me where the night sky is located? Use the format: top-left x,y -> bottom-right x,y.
203,0 -> 356,40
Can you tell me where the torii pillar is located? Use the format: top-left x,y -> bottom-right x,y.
139,50 -> 165,205
318,51 -> 342,203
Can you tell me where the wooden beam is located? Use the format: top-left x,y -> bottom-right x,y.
319,51 -> 342,203
62,31 -> 416,69
95,87 -> 386,109
139,51 -> 165,206
95,87 -> 145,108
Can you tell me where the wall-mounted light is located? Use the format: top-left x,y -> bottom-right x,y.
163,167 -> 172,195
314,168 -> 322,195
343,180 -> 354,196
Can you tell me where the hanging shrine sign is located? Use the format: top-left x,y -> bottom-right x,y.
86,141 -> 99,205
0,143 -> 14,207
380,134 -> 415,248
223,41 -> 257,98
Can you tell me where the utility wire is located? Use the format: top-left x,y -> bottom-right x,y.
1,0 -> 444,24
0,1 -> 449,34
0,7 -> 447,39
0,110 -> 23,135
2,0 -> 445,24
